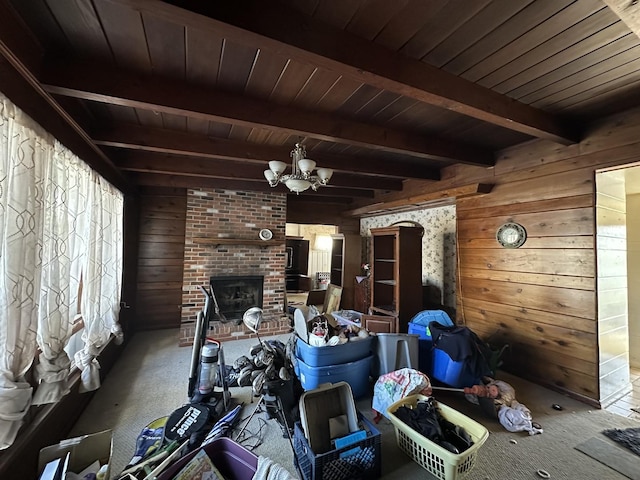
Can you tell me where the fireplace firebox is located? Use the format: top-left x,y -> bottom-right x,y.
209,275 -> 264,323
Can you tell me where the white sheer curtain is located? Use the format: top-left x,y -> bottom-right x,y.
0,92 -> 125,449
0,95 -> 48,449
75,174 -> 124,392
32,144 -> 90,405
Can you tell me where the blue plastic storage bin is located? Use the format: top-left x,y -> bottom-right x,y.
408,321 -> 432,340
295,336 -> 373,367
408,322 -> 434,375
417,340 -> 433,375
431,348 -> 480,388
410,310 -> 454,328
295,354 -> 373,399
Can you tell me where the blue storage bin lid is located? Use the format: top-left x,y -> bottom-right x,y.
410,310 -> 454,328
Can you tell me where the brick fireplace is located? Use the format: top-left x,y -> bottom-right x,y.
209,275 -> 264,323
180,188 -> 291,346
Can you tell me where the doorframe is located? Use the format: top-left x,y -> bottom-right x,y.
595,166 -> 634,406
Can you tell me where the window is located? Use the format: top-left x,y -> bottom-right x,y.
0,92 -> 124,450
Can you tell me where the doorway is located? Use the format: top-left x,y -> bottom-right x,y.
285,223 -> 338,290
596,166 -> 640,413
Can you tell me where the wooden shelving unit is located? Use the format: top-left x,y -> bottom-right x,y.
329,233 -> 362,310
369,226 -> 423,332
354,276 -> 370,314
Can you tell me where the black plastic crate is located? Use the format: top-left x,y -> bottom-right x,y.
293,412 -> 381,480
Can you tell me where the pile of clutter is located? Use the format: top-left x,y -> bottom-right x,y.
293,307 -> 371,347
226,339 -> 293,396
371,368 -> 543,436
463,377 -> 543,435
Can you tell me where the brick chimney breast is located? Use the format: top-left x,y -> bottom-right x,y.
180,188 -> 290,346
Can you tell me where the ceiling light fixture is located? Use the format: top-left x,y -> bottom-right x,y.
263,143 -> 333,194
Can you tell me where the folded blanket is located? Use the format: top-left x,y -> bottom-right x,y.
252,455 -> 297,480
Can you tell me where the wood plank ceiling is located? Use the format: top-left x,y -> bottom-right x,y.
2,0 -> 640,208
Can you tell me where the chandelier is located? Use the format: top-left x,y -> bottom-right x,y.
263,143 -> 333,194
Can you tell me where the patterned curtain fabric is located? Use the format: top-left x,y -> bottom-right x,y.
75,174 -> 124,393
32,144 -> 90,405
0,92 -> 124,448
0,96 -> 48,449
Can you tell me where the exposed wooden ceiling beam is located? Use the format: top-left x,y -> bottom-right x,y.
111,150 -> 400,190
287,196 -> 354,205
286,189 -> 374,199
287,197 -> 359,224
107,0 -> 578,145
93,124 -> 441,180
0,2 -> 129,192
128,172 -> 274,191
41,60 -> 494,166
128,171 -> 371,197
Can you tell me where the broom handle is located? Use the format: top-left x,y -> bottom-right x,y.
431,386 -> 466,392
188,311 -> 205,398
210,286 -> 227,321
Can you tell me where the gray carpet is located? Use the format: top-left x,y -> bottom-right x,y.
575,437 -> 640,480
70,328 -> 640,480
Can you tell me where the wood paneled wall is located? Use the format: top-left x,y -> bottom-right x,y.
457,176 -> 599,401
135,187 -> 187,330
367,107 -> 640,405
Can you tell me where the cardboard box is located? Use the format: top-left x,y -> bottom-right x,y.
38,430 -> 113,480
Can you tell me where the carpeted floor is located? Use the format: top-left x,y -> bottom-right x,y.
575,436 -> 640,480
70,328 -> 640,480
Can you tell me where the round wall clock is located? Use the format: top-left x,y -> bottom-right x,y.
496,222 -> 527,248
259,228 -> 273,241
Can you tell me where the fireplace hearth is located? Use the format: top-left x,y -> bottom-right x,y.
209,275 -> 264,323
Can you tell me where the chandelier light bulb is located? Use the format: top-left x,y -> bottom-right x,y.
264,169 -> 277,186
316,167 -> 333,184
268,160 -> 287,176
297,158 -> 316,175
